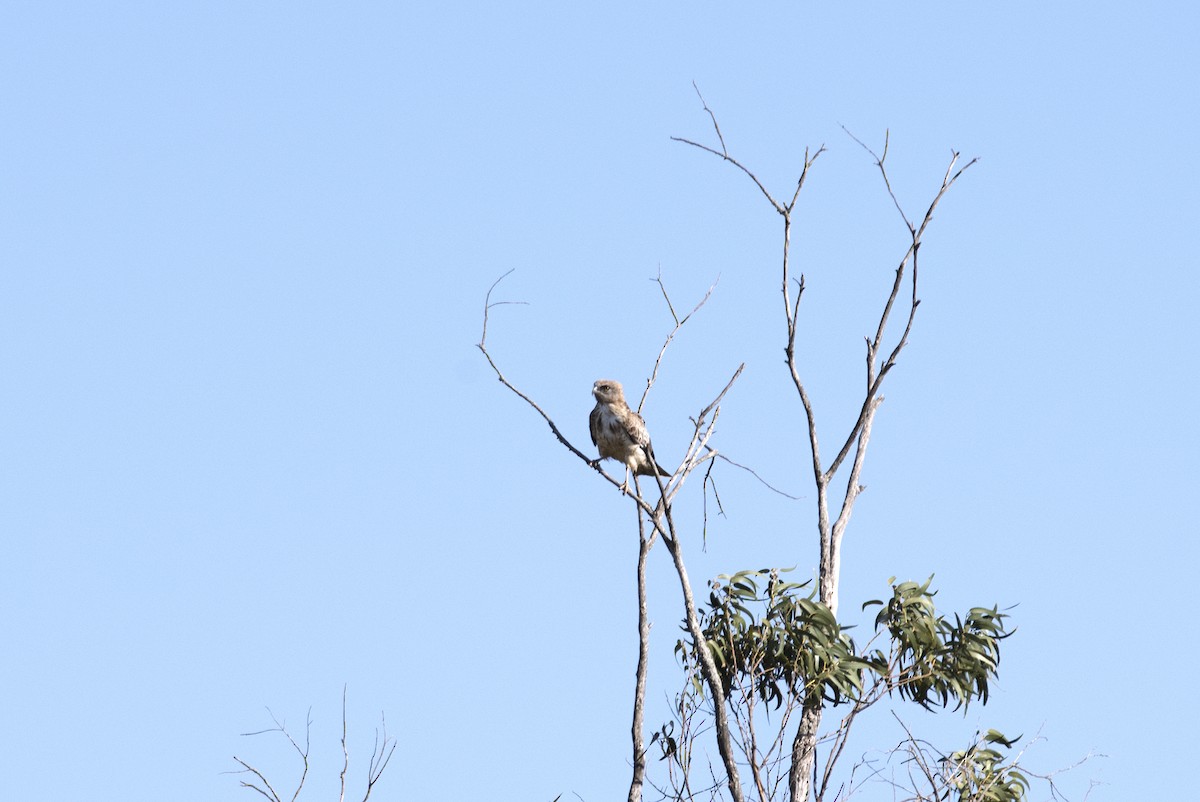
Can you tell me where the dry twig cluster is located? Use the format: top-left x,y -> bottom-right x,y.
230,689 -> 395,802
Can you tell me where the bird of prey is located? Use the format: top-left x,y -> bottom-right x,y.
589,378 -> 669,493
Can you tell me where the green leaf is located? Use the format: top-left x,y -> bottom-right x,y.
984,729 -> 1022,747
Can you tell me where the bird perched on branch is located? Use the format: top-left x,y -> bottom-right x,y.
589,379 -> 669,493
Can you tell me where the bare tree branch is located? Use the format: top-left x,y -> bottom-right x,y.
842,127 -> 913,234
230,699 -> 394,802
362,712 -> 397,802
478,268 -> 529,345
693,81 -> 728,157
671,135 -> 785,217
640,270 -> 720,414
339,688 -> 349,802
230,709 -> 311,802
627,505 -> 657,802
230,758 -> 283,802
477,271 -> 626,490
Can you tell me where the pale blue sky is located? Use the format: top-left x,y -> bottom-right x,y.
2,3 -> 1196,800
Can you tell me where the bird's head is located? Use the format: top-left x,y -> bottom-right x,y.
592,379 -> 624,404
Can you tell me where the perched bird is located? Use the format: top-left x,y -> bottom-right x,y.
589,379 -> 669,493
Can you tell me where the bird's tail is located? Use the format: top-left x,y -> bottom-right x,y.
636,461 -> 671,477
638,443 -> 670,478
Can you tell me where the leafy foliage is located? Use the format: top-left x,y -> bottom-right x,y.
679,569 -> 868,708
863,577 -> 1013,710
675,572 -> 1013,722
941,729 -> 1030,802
667,568 -> 1023,802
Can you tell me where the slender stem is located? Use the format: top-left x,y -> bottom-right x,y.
627,508 -> 654,802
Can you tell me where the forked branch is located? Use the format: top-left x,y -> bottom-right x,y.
640,270 -> 719,414
477,272 -> 602,477
230,709 -> 311,802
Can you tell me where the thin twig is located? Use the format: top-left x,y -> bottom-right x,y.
673,133 -> 785,216
709,451 -> 801,500
697,364 -> 744,423
701,458 -> 725,550
339,688 -> 349,802
672,85 -> 787,215
692,82 -> 728,156
231,758 -> 283,802
640,271 -> 720,413
231,709 -> 311,802
891,712 -> 942,798
363,712 -> 397,802
822,144 -> 977,487
841,126 -> 914,234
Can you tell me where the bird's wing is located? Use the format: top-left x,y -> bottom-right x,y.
622,408 -> 652,450
589,404 -> 601,447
